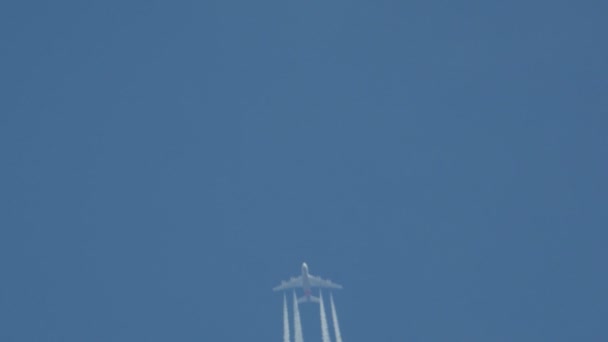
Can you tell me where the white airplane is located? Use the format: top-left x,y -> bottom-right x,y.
273,262 -> 342,303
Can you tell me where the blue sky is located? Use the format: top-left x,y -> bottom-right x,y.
1,0 -> 607,341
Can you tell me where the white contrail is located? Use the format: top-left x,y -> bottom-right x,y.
319,291 -> 332,342
293,291 -> 304,342
283,294 -> 290,342
330,293 -> 343,342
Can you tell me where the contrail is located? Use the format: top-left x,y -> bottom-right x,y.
283,294 -> 290,342
293,291 -> 304,342
319,291 -> 332,342
330,293 -> 343,342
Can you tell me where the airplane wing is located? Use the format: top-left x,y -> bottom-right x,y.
273,276 -> 304,291
308,275 -> 343,289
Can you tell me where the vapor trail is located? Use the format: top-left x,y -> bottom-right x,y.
293,291 -> 304,342
283,294 -> 290,342
330,293 -> 343,342
319,291 -> 332,342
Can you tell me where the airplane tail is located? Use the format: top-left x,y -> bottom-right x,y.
298,295 -> 320,304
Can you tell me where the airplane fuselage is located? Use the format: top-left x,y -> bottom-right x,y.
301,262 -> 312,297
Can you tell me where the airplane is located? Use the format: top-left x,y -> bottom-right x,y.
273,262 -> 342,303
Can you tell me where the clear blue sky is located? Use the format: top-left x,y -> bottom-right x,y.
1,0 -> 606,341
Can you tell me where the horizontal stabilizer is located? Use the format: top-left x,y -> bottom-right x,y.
297,296 -> 320,304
